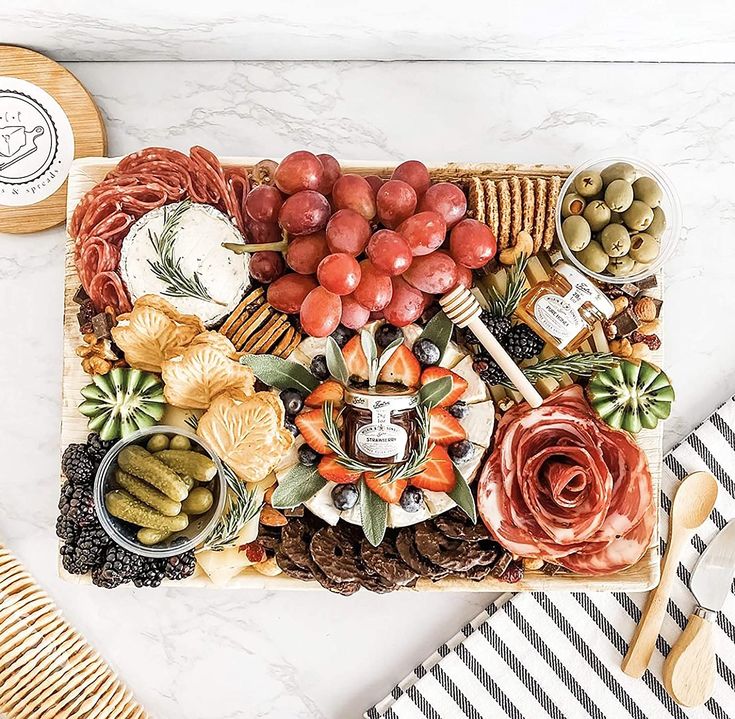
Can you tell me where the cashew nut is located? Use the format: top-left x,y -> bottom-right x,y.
499,230 -> 534,265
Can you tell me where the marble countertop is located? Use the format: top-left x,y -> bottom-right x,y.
1,58 -> 735,718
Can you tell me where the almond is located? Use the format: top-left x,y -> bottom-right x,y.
259,506 -> 287,527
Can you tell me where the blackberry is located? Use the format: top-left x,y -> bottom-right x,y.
465,311 -> 511,346
61,443 -> 95,485
163,550 -> 197,581
133,558 -> 167,588
503,324 -> 544,360
56,514 -> 78,543
92,545 -> 143,589
58,481 -> 96,528
472,354 -> 508,387
375,323 -> 403,349
62,521 -> 110,575
86,433 -> 115,465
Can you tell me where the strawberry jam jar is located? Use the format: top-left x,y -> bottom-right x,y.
343,384 -> 420,465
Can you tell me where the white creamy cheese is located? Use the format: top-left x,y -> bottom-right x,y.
455,444 -> 485,484
460,400 -> 496,447
450,355 -> 490,403
439,340 -> 465,370
295,336 -> 328,362
120,201 -> 250,327
303,482 -> 342,526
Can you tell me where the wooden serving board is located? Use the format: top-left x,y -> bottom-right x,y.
61,156 -> 663,592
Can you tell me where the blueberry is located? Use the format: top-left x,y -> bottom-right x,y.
413,338 -> 440,366
447,401 -> 468,419
279,389 -> 304,416
298,443 -> 320,467
448,439 -> 474,463
375,323 -> 403,348
310,354 -> 330,380
399,486 -> 424,513
332,483 -> 359,510
284,420 -> 299,437
330,325 -> 353,348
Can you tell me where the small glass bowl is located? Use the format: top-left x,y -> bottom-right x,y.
94,425 -> 226,558
556,156 -> 681,284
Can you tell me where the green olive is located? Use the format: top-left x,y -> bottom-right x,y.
600,224 -> 631,257
604,179 -> 634,213
583,200 -> 612,232
561,192 -> 586,218
146,433 -> 170,453
629,233 -> 660,263
575,241 -> 609,274
600,162 -> 636,185
170,435 -> 192,451
562,215 -> 591,251
647,206 -> 667,239
573,171 -> 603,198
607,255 -> 636,277
622,200 -> 654,231
633,176 -> 662,208
181,487 -> 214,515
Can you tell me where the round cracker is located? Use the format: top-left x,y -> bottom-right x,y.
482,179 -> 499,239
496,179 -> 512,249
521,177 -> 535,234
467,176 -> 485,223
509,176 -> 523,241
533,178 -> 548,253
544,175 -> 562,250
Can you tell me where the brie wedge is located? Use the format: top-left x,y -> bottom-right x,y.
460,400 -> 496,447
451,355 -> 490,403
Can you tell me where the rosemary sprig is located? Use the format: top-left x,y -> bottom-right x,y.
500,352 -> 619,388
481,254 -> 530,317
147,200 -> 223,305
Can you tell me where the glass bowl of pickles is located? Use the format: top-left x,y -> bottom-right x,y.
94,426 -> 227,558
556,157 -> 681,284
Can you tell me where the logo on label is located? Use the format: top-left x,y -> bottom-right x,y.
0,77 -> 74,207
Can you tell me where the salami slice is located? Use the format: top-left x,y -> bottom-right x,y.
88,271 -> 132,315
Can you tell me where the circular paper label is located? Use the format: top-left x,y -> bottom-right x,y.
0,77 -> 75,207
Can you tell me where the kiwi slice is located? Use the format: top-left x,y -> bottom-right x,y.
586,359 -> 674,434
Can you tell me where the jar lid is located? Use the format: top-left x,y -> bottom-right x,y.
344,384 -> 419,411
555,261 -> 615,318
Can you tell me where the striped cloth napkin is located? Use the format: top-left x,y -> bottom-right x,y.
366,398 -> 735,719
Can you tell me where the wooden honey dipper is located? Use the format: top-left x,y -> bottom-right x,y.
440,286 -> 543,408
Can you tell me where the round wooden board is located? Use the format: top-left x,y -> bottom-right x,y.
0,45 -> 106,234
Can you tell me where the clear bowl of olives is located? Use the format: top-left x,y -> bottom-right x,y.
94,426 -> 227,558
556,157 -> 681,284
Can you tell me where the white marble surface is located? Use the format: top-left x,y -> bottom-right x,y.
1,58 -> 735,718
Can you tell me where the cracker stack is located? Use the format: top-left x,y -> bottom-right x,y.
220,287 -> 301,357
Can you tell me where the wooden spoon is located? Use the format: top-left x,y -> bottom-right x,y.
621,471 -> 718,678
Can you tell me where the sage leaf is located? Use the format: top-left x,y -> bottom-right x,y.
271,465 -> 326,509
359,477 -> 388,546
361,329 -> 379,386
325,337 -> 349,385
240,354 -> 319,393
376,336 -> 404,376
449,467 -> 477,523
417,311 -> 453,361
418,376 -> 453,409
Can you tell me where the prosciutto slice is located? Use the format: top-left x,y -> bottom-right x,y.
477,385 -> 654,575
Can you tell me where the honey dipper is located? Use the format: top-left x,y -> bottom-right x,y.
440,286 -> 543,408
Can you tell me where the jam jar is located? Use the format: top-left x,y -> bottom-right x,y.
343,384 -> 419,465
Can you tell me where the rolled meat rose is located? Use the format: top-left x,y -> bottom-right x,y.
477,385 -> 654,575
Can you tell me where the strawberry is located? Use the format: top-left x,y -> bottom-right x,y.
410,445 -> 456,493
294,409 -> 331,454
318,455 -> 362,484
420,367 -> 468,406
305,380 -> 344,408
342,336 -> 369,380
364,471 -> 407,505
377,344 -> 421,387
429,408 -> 466,445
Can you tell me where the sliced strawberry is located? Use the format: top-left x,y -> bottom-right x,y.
305,380 -> 345,408
342,336 -> 369,380
364,471 -> 407,505
429,408 -> 466,445
410,445 -> 456,492
420,367 -> 468,406
318,455 -> 362,484
294,409 -> 331,454
377,344 -> 421,387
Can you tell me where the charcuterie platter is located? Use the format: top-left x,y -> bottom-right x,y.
59,149 -> 672,592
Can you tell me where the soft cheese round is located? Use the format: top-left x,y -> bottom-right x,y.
120,201 -> 250,327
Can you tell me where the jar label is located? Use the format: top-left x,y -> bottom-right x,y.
533,294 -> 586,349
355,423 -> 408,459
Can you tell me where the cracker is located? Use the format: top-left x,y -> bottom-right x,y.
532,178 -> 547,253
220,287 -> 264,336
467,177 -> 485,223
271,325 -> 298,357
244,314 -> 286,353
509,176 -> 523,241
483,179 -> 499,239
521,177 -> 535,234
230,303 -> 271,350
496,179 -> 512,249
544,175 -> 562,250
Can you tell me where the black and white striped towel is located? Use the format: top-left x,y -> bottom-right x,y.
366,397 -> 735,719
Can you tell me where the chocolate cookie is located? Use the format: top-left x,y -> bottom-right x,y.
280,517 -> 317,570
414,522 -> 499,572
275,550 -> 314,581
360,536 -> 417,587
433,508 -> 493,543
461,563 -> 496,581
359,569 -> 398,594
395,527 -> 447,579
310,526 -> 364,584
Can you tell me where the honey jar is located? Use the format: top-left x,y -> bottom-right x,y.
515,262 -> 614,355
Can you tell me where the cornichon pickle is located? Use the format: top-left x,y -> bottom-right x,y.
169,435 -> 191,451
146,433 -> 170,452
117,445 -> 189,501
105,490 -> 189,532
180,475 -> 195,491
137,528 -> 171,546
115,468 -> 181,517
154,450 -> 217,483
181,487 -> 214,515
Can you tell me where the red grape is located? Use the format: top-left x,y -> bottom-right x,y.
249,220 -> 281,244
286,232 -> 329,274
366,230 -> 413,276
403,251 -> 458,294
274,151 -> 324,195
249,251 -> 285,283
377,180 -> 417,229
317,253 -> 361,296
340,295 -> 371,329
300,286 -> 342,337
449,219 -> 497,269
418,182 -> 467,228
317,153 -> 341,195
267,273 -> 318,314
332,174 -> 377,220
397,211 -> 446,256
326,209 -> 371,255
453,263 -> 473,290
391,160 -> 431,198
369,310 -> 385,321
364,175 -> 385,195
278,190 -> 330,235
383,276 -> 424,327
352,260 -> 393,311
245,185 -> 283,224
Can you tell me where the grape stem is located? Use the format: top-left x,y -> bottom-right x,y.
222,240 -> 288,254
